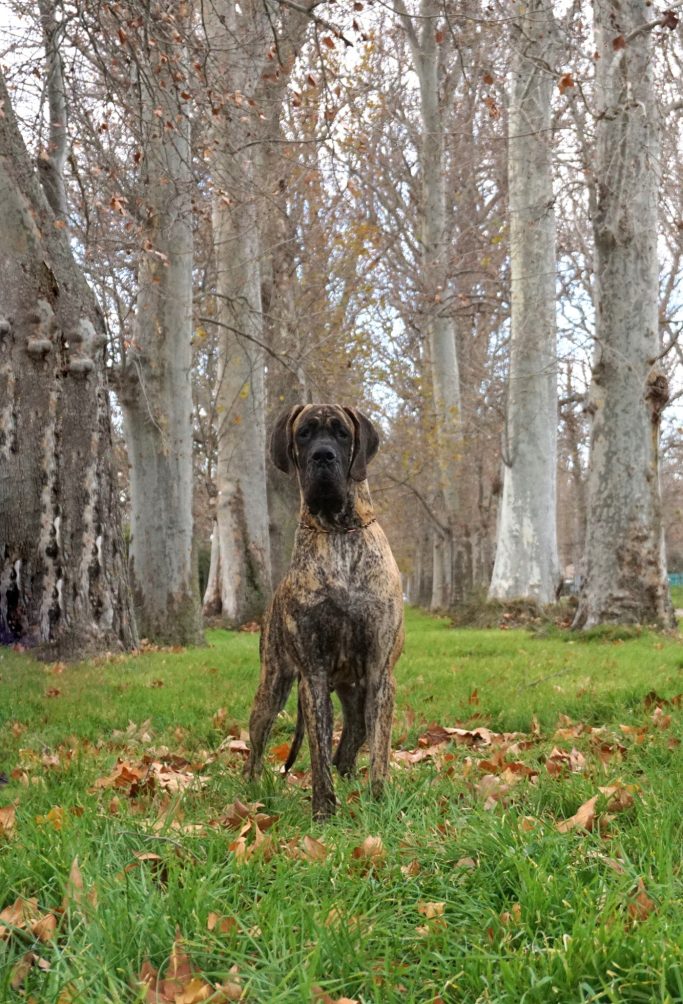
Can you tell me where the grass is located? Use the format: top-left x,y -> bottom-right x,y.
1,607 -> 683,1003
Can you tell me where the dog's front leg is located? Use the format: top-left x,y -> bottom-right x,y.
365,669 -> 396,800
244,658 -> 295,781
299,672 -> 335,820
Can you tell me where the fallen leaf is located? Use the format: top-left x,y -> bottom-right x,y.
401,859 -> 421,877
0,802 -> 17,839
207,913 -> 238,935
417,901 -> 445,919
556,794 -> 599,833
312,987 -> 358,1004
35,805 -> 64,830
351,835 -> 385,863
627,878 -> 656,921
269,741 -> 291,763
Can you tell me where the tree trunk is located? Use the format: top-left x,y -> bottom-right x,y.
398,0 -> 464,609
489,0 -> 561,605
200,0 -> 275,625
0,72 -> 135,657
117,11 -> 203,645
574,0 -> 674,628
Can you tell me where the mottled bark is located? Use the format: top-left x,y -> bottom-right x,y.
200,0 -> 273,625
574,0 -> 674,628
398,0 -> 464,610
489,0 -> 561,605
37,0 -> 68,219
0,72 -> 135,657
117,9 -> 203,645
202,0 -> 313,624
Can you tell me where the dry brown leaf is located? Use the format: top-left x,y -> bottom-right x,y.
627,878 -> 656,922
0,802 -> 17,839
10,951 -> 51,991
351,835 -> 385,862
619,724 -> 648,744
312,987 -> 359,1004
207,913 -> 238,935
269,741 -> 291,763
61,856 -> 85,912
35,805 -> 64,830
417,901 -> 445,919
32,912 -> 57,942
556,794 -> 599,833
475,773 -> 512,810
500,902 -> 522,925
1,897 -> 40,940
454,856 -> 477,870
546,746 -> 587,775
401,859 -> 421,877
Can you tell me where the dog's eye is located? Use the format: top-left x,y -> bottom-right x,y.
335,425 -> 350,439
297,426 -> 312,441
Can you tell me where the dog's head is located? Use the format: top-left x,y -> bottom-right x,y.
270,404 -> 379,517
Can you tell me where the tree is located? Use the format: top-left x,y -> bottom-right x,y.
489,0 -> 561,605
0,70 -> 135,655
201,0 -> 314,625
114,3 -> 203,644
574,0 -> 675,628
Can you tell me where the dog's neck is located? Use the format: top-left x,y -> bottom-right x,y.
298,480 -> 376,534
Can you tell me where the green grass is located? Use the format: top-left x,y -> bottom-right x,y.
1,608 -> 683,1003
670,585 -> 683,611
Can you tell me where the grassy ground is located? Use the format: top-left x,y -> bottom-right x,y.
1,608 -> 683,1003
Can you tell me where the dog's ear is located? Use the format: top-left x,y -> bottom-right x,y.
343,407 -> 380,482
270,405 -> 305,474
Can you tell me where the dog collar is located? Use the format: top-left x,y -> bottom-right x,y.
298,517 -> 377,535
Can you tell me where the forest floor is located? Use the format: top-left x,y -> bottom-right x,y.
1,608 -> 682,1003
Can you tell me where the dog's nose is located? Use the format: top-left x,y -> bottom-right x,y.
312,446 -> 336,464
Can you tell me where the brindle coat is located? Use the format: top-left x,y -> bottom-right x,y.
243,404 -> 405,819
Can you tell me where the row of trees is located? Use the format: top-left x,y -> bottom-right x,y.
0,0 -> 680,656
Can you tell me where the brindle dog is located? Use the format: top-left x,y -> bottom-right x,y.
243,404 -> 405,819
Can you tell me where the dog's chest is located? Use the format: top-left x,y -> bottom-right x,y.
279,529 -> 401,683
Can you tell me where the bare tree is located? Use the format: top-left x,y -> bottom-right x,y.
574,0 -> 675,627
489,0 -> 561,605
113,3 -> 203,644
0,70 -> 135,656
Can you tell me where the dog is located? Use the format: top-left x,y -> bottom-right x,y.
243,404 -> 404,819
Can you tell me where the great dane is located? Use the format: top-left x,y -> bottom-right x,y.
243,404 -> 405,819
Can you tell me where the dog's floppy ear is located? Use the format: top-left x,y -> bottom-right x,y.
270,405 -> 305,474
343,407 -> 380,482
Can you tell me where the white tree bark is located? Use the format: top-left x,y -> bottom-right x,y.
202,0 -> 313,624
0,71 -> 135,656
397,0 -> 463,610
488,0 -> 561,605
574,0 -> 674,628
118,8 -> 202,644
201,0 -> 273,624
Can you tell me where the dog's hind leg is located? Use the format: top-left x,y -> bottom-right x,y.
333,682 -> 367,777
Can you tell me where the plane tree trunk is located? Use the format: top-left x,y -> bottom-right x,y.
574,0 -> 674,628
0,71 -> 135,657
489,0 -> 561,605
116,7 -> 203,645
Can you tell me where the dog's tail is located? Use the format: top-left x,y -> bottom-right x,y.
284,690 -> 305,773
